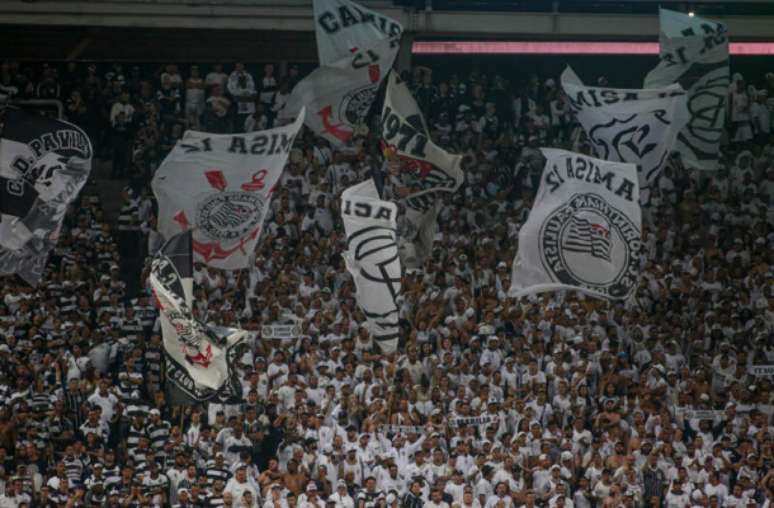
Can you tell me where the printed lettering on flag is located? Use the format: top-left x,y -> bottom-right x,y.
280,0 -> 401,146
152,111 -> 304,270
0,110 -> 93,285
561,67 -> 689,199
149,231 -> 246,403
644,9 -> 729,170
381,72 -> 464,269
341,179 -> 401,354
313,0 -> 403,66
509,148 -> 642,300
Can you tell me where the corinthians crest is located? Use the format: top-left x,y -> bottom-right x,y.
540,193 -> 641,298
195,191 -> 265,242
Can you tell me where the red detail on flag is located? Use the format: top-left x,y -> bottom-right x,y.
173,210 -> 190,230
151,290 -> 163,310
591,223 -> 610,239
185,343 -> 213,368
204,170 -> 227,192
191,226 -> 261,262
318,105 -> 354,143
368,64 -> 380,83
380,141 -> 434,178
241,169 -> 268,192
349,47 -> 358,53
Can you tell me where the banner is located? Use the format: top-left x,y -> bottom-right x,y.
381,72 -> 464,269
509,148 -> 642,300
149,231 -> 246,403
561,67 -> 688,199
749,365 -> 774,376
379,424 -> 425,434
313,0 -> 403,66
152,111 -> 304,270
683,409 -> 721,420
644,9 -> 729,170
281,39 -> 396,146
261,323 -> 302,340
341,179 -> 401,354
448,415 -> 502,428
0,110 -> 92,285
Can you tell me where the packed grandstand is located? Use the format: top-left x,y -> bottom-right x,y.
0,1 -> 773,508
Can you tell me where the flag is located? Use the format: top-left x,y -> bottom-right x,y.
509,148 -> 642,300
644,9 -> 729,170
280,39 -> 397,146
280,0 -> 401,146
0,109 -> 92,285
148,231 -> 246,403
313,0 -> 403,66
561,67 -> 689,199
341,179 -> 401,353
151,111 -> 304,270
381,71 -> 464,269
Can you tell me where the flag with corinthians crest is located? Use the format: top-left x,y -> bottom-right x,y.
151,111 -> 304,270
149,230 -> 246,404
279,0 -> 401,146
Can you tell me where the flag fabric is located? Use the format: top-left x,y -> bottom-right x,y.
280,0 -> 401,146
152,111 -> 304,270
341,179 -> 401,353
313,0 -> 403,66
644,9 -> 729,170
509,148 -> 642,300
381,71 -> 464,269
148,231 -> 246,404
0,109 -> 93,285
561,67 -> 689,199
280,39 -> 397,146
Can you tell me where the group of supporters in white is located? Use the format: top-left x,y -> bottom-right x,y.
0,0 -> 773,508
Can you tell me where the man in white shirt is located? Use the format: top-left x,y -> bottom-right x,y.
224,465 -> 259,503
87,381 -> 119,424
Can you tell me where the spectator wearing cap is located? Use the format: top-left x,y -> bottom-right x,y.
328,479 -> 354,508
225,464 -> 260,503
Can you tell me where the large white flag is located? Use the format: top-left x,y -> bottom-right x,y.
509,149 -> 642,300
644,9 -> 729,170
313,0 -> 403,65
381,72 -> 464,269
341,179 -> 401,354
152,111 -> 304,270
561,67 -> 689,198
281,39 -> 396,146
148,231 -> 246,403
280,0 -> 401,146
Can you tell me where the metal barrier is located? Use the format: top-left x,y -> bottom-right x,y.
0,99 -> 64,119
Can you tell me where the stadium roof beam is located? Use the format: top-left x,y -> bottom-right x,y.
2,0 -> 774,40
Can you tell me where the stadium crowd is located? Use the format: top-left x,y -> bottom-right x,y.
0,58 -> 772,508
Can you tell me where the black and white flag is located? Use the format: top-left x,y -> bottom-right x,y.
280,0 -> 401,146
381,72 -> 464,270
0,110 -> 92,285
152,112 -> 304,270
509,149 -> 642,300
148,231 -> 246,404
313,0 -> 402,66
561,67 -> 689,200
644,9 -> 729,170
341,179 -> 401,354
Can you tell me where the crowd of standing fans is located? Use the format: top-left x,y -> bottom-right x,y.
0,59 -> 772,508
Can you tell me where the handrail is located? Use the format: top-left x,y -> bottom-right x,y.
0,99 -> 64,119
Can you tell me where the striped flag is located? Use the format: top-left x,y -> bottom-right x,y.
563,215 -> 612,262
